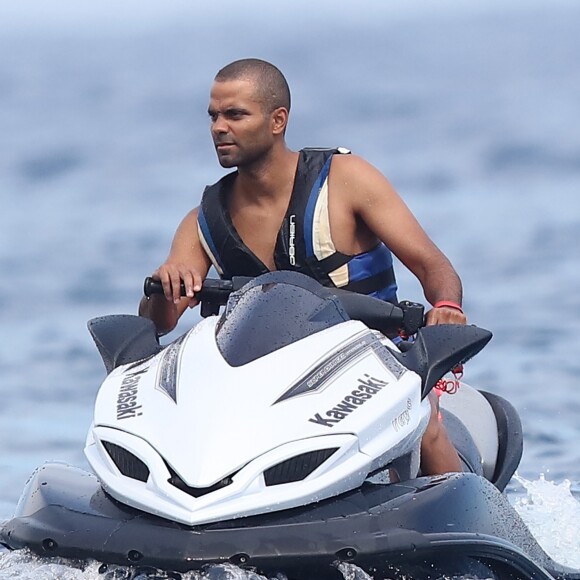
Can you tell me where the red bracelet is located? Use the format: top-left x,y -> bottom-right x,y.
433,300 -> 464,314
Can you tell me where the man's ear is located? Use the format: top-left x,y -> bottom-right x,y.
271,107 -> 289,135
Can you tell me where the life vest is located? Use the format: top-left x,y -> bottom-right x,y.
197,147 -> 398,302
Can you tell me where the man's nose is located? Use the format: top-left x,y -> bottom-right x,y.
212,115 -> 228,134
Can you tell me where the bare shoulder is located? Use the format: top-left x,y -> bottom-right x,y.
330,152 -> 381,179
180,206 -> 201,225
329,153 -> 402,208
173,206 -> 202,239
169,206 -> 211,266
329,153 -> 435,253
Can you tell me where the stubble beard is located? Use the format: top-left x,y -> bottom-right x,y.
216,143 -> 269,171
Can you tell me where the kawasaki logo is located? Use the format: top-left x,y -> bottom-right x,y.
116,368 -> 147,420
308,374 -> 388,428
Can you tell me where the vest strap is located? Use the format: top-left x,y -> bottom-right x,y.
314,251 -> 351,274
341,268 -> 396,295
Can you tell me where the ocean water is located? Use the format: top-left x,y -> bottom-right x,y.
1,1 -> 580,578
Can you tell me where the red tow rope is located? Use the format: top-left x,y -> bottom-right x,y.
434,364 -> 464,396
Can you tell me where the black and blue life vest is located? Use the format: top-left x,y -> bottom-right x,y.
197,147 -> 398,302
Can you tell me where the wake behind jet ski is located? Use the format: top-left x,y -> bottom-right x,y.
2,271 -> 579,579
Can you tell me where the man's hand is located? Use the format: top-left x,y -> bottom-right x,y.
152,261 -> 205,308
139,206 -> 212,335
425,304 -> 467,326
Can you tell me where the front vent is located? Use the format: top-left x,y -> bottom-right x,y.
102,441 -> 150,483
264,448 -> 338,486
166,463 -> 234,498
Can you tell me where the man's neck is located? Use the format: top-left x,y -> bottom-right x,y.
235,147 -> 299,204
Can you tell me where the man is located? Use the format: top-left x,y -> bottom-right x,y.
140,58 -> 466,475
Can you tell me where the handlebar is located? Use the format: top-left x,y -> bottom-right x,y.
143,276 -> 425,336
144,276 -> 253,318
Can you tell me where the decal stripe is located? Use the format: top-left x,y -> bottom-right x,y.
156,334 -> 187,403
370,340 -> 406,380
275,333 -> 406,404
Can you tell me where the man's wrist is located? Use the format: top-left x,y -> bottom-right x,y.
433,300 -> 463,314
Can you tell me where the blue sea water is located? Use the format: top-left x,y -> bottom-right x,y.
1,1 -> 580,577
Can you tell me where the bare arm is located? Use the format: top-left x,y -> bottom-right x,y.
139,207 -> 212,334
331,155 -> 466,325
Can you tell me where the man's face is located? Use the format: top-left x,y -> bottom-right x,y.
208,79 -> 273,169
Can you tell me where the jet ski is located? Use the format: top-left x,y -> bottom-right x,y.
2,271 -> 579,579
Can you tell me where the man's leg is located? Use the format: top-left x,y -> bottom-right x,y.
420,392 -> 462,475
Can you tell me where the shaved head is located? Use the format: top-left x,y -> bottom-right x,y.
215,58 -> 291,114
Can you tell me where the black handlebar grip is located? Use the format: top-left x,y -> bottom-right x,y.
143,277 -> 186,298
